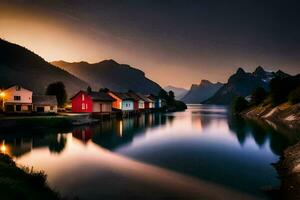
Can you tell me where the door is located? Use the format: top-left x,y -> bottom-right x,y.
16,105 -> 21,112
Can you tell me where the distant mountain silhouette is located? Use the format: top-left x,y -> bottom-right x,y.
164,85 -> 188,100
52,60 -> 162,94
204,66 -> 291,105
181,80 -> 223,103
0,39 -> 88,96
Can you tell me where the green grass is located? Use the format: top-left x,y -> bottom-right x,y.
0,154 -> 60,200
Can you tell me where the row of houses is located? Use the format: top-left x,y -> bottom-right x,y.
71,90 -> 166,113
0,85 -> 166,114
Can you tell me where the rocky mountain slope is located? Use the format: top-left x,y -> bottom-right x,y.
52,60 -> 162,95
0,39 -> 88,96
181,80 -> 223,103
204,67 -> 288,105
164,85 -> 188,100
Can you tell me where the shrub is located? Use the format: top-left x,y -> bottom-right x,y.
288,86 -> 300,104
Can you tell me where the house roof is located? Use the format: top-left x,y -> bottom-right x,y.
3,84 -> 32,93
88,91 -> 115,102
33,95 -> 57,106
109,91 -> 134,100
146,95 -> 156,102
126,92 -> 142,101
70,90 -> 116,102
135,93 -> 151,102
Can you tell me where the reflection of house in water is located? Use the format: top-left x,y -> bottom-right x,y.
0,131 -> 67,157
72,127 -> 94,143
0,139 -> 32,157
71,114 -> 167,151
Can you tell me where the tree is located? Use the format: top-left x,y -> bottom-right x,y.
99,88 -> 109,93
46,82 -> 67,107
158,89 -> 169,100
288,86 -> 300,104
168,90 -> 175,104
87,86 -> 92,93
232,96 -> 248,114
251,87 -> 267,105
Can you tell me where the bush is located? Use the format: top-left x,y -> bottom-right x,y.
288,86 -> 300,104
232,96 -> 248,114
251,87 -> 267,105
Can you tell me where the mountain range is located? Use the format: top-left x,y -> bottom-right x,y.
204,66 -> 290,105
52,60 -> 162,94
0,39 -> 163,97
164,85 -> 188,100
181,80 -> 223,103
0,39 -> 88,96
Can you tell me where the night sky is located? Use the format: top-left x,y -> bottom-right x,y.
0,0 -> 299,88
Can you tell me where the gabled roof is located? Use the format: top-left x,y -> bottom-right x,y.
3,84 -> 32,93
126,92 -> 142,101
70,90 -> 115,102
88,91 -> 115,102
33,95 -> 57,105
146,95 -> 156,102
135,93 -> 151,102
109,91 -> 134,100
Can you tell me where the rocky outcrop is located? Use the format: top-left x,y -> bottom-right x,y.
242,103 -> 300,131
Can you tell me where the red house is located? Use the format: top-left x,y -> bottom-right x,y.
71,91 -> 93,113
70,91 -> 115,113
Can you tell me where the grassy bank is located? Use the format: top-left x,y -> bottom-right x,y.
0,153 -> 60,200
0,116 -> 73,129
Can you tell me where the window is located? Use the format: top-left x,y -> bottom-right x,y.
50,106 -> 54,110
82,103 -> 85,110
14,96 -> 21,101
86,103 -> 88,109
82,94 -> 85,101
15,85 -> 21,91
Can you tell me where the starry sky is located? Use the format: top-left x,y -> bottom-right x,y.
0,0 -> 299,88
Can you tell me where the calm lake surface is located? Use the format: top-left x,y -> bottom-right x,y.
1,105 -> 297,199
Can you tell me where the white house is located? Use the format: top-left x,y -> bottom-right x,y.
2,85 -> 33,113
32,95 -> 58,113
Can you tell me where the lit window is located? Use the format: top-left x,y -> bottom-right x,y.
82,94 -> 85,101
86,103 -> 88,109
82,103 -> 85,110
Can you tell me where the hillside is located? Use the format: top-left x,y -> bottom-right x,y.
181,80 -> 223,103
164,85 -> 188,100
204,67 -> 286,105
0,39 -> 88,96
52,60 -> 162,95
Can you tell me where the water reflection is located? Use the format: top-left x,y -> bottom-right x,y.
0,105 -> 298,199
228,116 -> 294,155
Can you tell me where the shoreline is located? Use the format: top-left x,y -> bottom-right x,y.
0,153 -> 60,200
241,103 -> 300,200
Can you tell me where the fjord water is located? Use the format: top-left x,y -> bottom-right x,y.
1,105 -> 295,199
